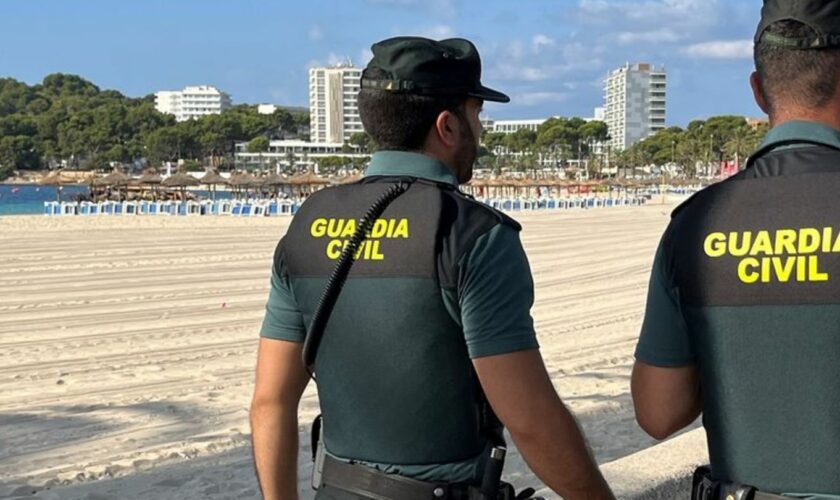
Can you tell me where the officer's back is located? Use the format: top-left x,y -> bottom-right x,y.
631,1 -> 840,498
251,37 -> 614,500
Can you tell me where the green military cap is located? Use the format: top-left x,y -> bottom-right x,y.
360,36 -> 510,103
756,0 -> 840,49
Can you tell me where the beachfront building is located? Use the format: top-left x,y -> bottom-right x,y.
480,113 -> 610,171
234,139 -> 367,171
309,63 -> 363,144
154,86 -> 232,122
257,104 -> 278,115
747,117 -> 770,130
487,118 -> 548,134
483,112 -> 607,136
603,63 -> 667,151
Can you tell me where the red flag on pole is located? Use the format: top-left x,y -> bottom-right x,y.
720,160 -> 739,179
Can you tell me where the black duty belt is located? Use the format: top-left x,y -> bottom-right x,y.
321,455 -> 488,500
692,466 -> 790,500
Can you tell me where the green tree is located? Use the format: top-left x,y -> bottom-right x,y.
317,156 -> 348,175
349,131 -> 376,153
0,136 -> 41,171
247,136 -> 270,153
504,128 -> 537,153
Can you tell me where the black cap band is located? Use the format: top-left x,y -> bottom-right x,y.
360,77 -> 476,97
756,0 -> 840,50
760,30 -> 840,48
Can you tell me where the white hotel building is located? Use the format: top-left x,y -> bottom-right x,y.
234,64 -> 365,170
309,64 -> 364,143
603,63 -> 667,151
154,85 -> 232,122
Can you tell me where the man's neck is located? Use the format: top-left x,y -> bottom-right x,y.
770,108 -> 840,132
416,148 -> 459,179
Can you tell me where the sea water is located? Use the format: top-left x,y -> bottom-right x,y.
0,185 -> 90,215
0,185 -> 237,215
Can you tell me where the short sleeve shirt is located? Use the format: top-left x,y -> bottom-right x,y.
260,150 -> 538,360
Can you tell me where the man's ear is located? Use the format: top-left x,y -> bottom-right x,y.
434,110 -> 459,148
751,71 -> 771,115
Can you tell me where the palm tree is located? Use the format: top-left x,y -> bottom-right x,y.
724,130 -> 751,168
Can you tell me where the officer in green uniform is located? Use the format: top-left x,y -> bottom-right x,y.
631,1 -> 840,498
250,37 -> 614,500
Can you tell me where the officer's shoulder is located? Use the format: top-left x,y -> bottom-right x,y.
445,188 -> 522,232
294,184 -> 348,210
305,183 -> 345,201
670,172 -> 748,220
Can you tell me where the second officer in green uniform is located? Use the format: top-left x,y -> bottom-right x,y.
632,1 -> 840,498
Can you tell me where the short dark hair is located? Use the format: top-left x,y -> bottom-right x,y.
358,68 -> 466,150
755,20 -> 840,111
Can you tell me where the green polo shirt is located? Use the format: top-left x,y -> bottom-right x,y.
261,150 -> 538,483
636,121 -> 840,365
636,121 -> 840,499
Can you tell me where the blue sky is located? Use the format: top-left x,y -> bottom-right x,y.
1,0 -> 762,125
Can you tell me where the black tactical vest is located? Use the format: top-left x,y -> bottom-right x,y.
278,176 -> 518,466
667,144 -> 840,493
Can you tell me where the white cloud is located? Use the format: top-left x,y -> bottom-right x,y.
490,63 -> 551,82
515,92 -> 571,106
306,52 -> 353,69
683,40 -> 753,59
616,28 -> 683,44
308,25 -> 324,41
369,0 -> 458,20
485,40 -> 604,84
327,52 -> 350,66
358,48 -> 373,67
578,0 -> 718,30
532,34 -> 556,53
409,24 -> 455,39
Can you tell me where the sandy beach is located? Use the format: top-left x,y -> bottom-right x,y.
1,202 -> 689,500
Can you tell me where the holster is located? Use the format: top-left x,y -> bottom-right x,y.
310,415 -> 542,500
691,466 -> 789,500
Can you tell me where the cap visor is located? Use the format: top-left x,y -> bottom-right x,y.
469,85 -> 510,103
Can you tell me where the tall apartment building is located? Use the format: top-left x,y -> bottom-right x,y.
309,64 -> 363,143
603,63 -> 666,151
154,85 -> 232,122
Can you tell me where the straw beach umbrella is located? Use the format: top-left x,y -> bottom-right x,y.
162,172 -> 200,200
200,168 -> 228,201
289,171 -> 329,197
261,172 -> 289,198
228,171 -> 258,200
93,167 -> 131,201
138,167 -> 163,201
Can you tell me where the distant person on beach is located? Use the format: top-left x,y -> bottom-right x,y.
632,0 -> 840,498
250,37 -> 614,500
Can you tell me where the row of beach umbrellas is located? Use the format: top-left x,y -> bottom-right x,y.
40,167 -> 703,202
39,168 -> 355,202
